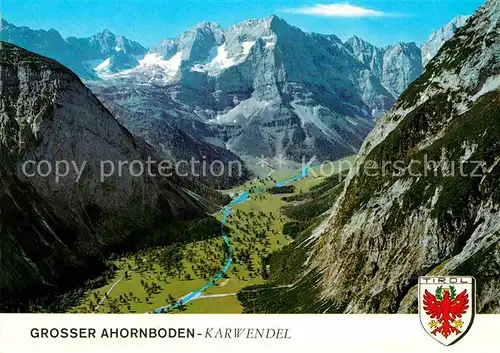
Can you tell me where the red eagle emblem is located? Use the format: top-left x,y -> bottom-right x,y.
423,285 -> 469,338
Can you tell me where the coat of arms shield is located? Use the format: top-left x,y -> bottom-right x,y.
418,276 -> 475,346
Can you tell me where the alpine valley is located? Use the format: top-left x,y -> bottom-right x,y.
1,0 -> 498,315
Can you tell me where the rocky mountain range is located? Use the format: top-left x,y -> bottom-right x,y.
307,0 -> 500,313
89,16 -> 396,167
1,19 -> 251,187
1,15 -> 447,170
0,41 -> 217,310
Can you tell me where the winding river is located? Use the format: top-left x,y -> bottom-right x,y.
152,167 -> 309,313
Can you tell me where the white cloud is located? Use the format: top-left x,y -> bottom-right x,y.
287,3 -> 387,18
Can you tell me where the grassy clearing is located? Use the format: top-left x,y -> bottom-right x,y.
70,162 -> 331,314
182,295 -> 243,313
238,170 -> 349,313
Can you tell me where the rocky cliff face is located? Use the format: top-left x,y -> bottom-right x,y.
345,37 -> 422,97
421,15 -> 470,67
90,83 -> 252,188
0,41 -> 199,212
380,42 -> 422,97
0,42 -> 204,307
0,151 -> 102,307
310,0 -> 500,314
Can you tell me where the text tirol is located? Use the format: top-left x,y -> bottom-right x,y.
419,277 -> 473,284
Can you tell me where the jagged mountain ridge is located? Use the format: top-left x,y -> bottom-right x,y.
0,42 -> 207,308
67,29 -> 147,74
0,19 -> 93,78
0,19 -> 147,76
344,36 -> 422,97
421,15 -> 470,67
308,0 -> 500,313
67,29 -> 147,60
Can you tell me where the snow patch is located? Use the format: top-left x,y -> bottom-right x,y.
92,51 -> 183,83
139,52 -> 183,74
191,41 -> 255,75
242,41 -> 255,55
460,141 -> 478,162
95,57 -> 111,72
261,35 -> 276,48
207,98 -> 270,124
192,44 -> 235,74
212,44 -> 236,68
291,102 -> 336,139
471,75 -> 500,101
108,52 -> 184,83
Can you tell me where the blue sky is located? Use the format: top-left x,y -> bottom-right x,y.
2,0 -> 484,47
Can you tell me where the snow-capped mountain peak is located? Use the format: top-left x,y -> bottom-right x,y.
67,29 -> 146,60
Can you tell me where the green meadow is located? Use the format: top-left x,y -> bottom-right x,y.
70,158 -> 352,314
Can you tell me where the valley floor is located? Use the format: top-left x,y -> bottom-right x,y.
69,159 -> 350,314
